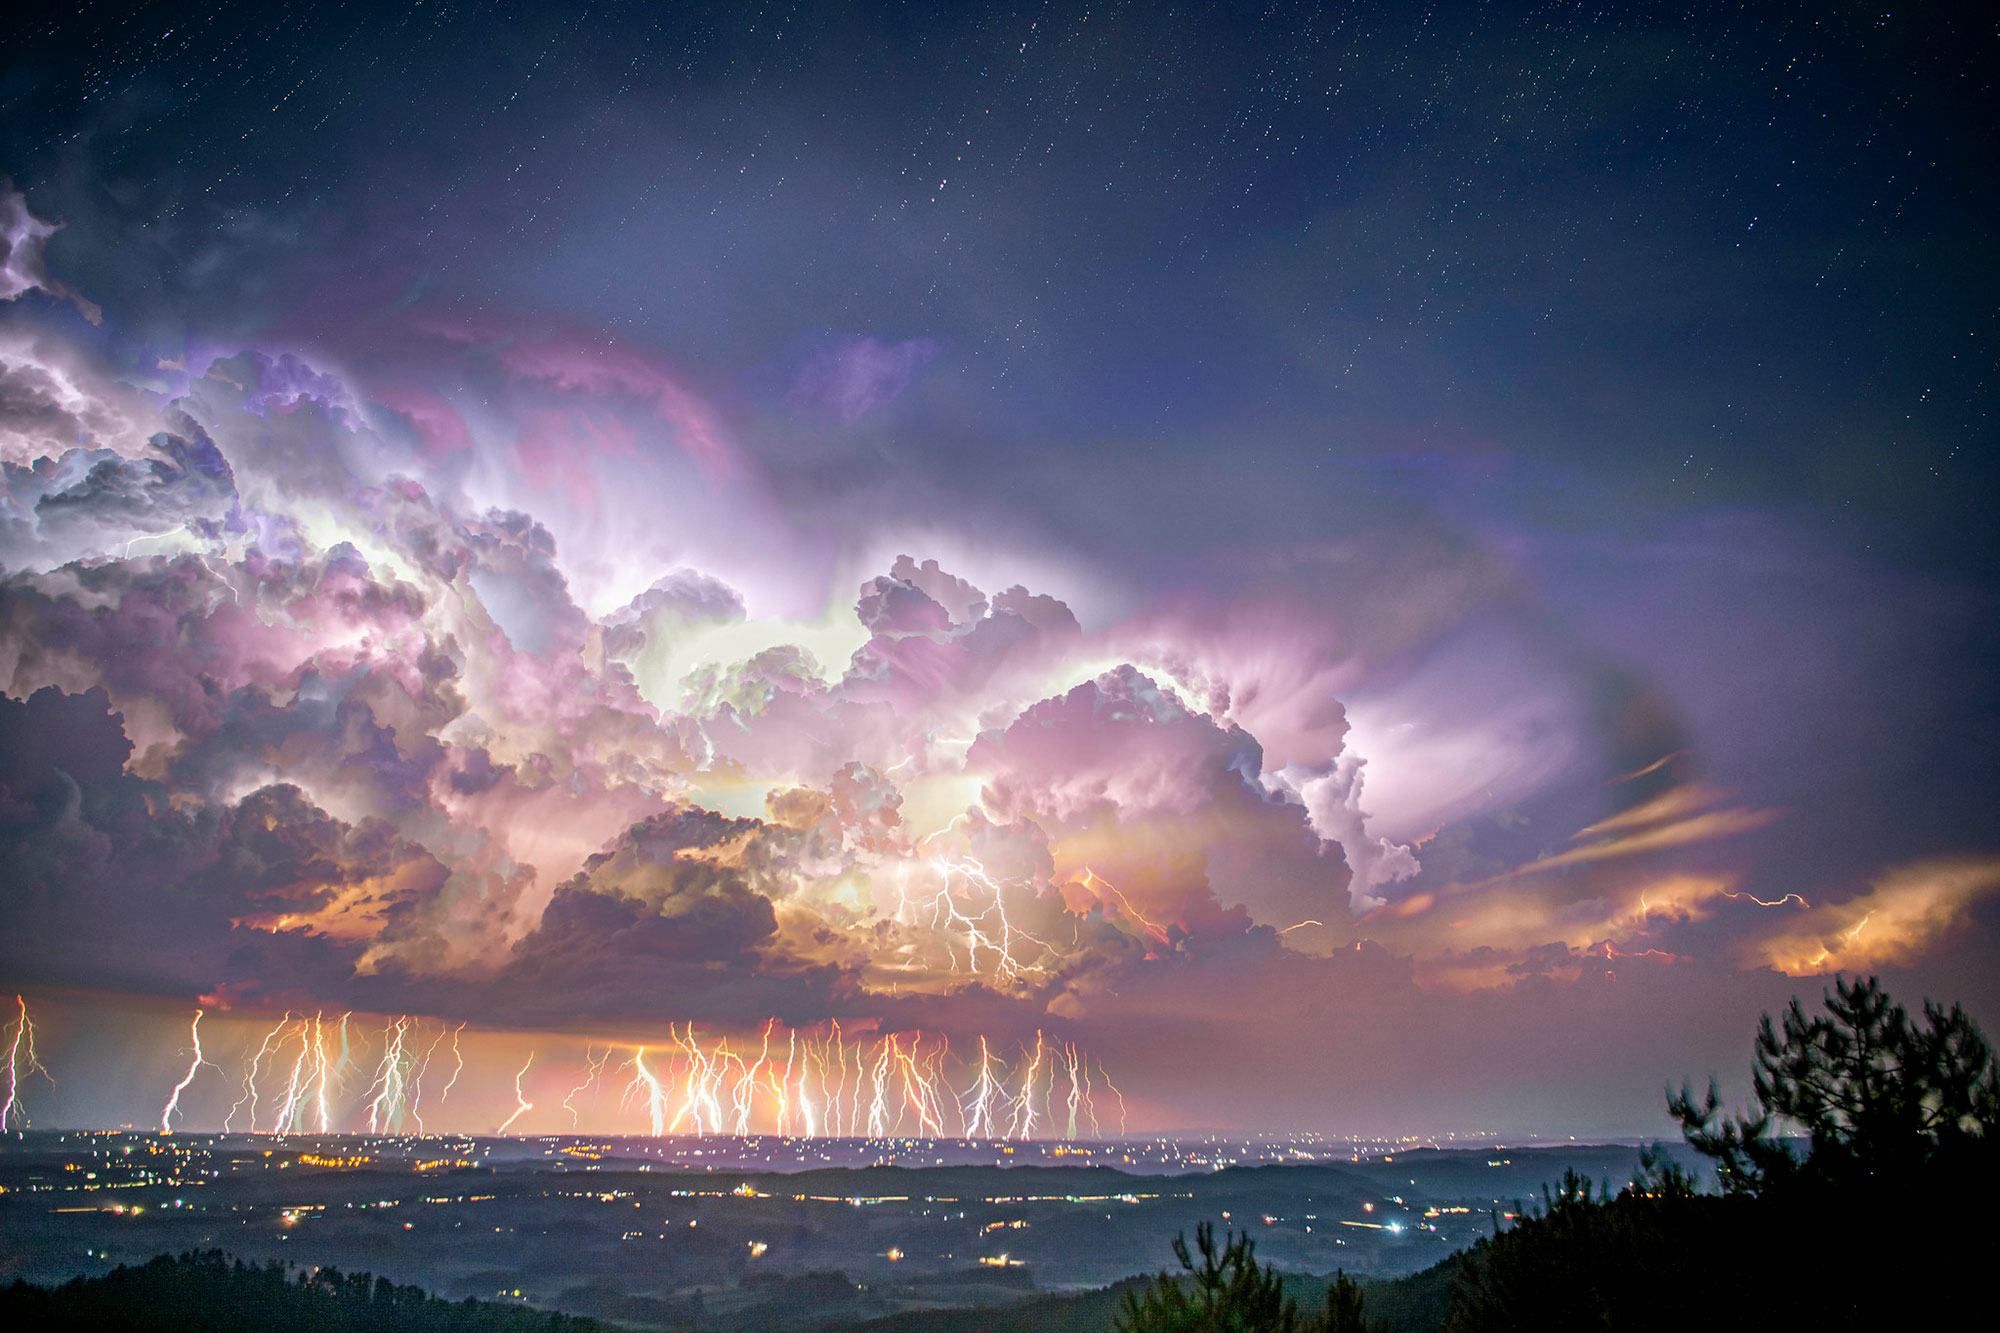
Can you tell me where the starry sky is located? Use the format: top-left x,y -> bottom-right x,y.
0,0 -> 1996,1137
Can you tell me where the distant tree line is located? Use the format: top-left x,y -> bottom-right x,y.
0,1250 -> 606,1332
1117,976 -> 2000,1332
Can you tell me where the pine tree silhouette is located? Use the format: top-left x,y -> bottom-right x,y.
1439,976 -> 1998,1330
1117,1224 -> 1386,1332
1320,1272 -> 1382,1333
1117,1223 -> 1304,1332
1668,975 -> 1999,1194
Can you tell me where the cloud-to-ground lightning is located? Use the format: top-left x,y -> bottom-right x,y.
497,1052 -> 536,1134
224,1012 -> 290,1133
406,1022 -> 453,1133
123,1007 -> 1119,1140
960,1035 -> 1005,1139
563,1045 -> 611,1128
623,1046 -> 670,1135
439,1022 -> 467,1103
158,1009 -> 218,1134
1005,1030 -> 1049,1141
2,996 -> 54,1131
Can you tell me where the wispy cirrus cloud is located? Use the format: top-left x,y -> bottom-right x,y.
790,336 -> 938,424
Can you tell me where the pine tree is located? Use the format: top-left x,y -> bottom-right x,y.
1116,1223 -> 1303,1332
1668,975 -> 1999,1195
1116,1226 -> 1388,1332
1321,1272 -> 1381,1333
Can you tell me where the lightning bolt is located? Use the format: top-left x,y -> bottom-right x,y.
270,1019 -> 313,1133
364,1017 -> 411,1134
901,855 -> 1057,984
1005,1031 -> 1047,1141
563,1045 -> 612,1130
892,1033 -> 947,1137
1810,910 -> 1876,969
824,1022 -> 852,1138
734,1021 -> 775,1136
2,996 -> 54,1131
1097,1061 -> 1129,1137
497,1052 -> 535,1135
1720,889 -> 1811,909
156,1009 -> 1122,1141
866,1037 -> 893,1139
960,1034 -> 1004,1139
407,1022 -> 452,1134
1061,1042 -> 1093,1140
1600,942 -> 1679,963
773,1029 -> 798,1137
121,526 -> 189,559
1078,867 -> 1173,946
623,1046 -> 670,1135
306,1014 -> 334,1134
226,1013 -> 291,1133
159,1009 -> 219,1134
438,1021 -> 467,1102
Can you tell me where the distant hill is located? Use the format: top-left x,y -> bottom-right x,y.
835,1260 -> 1461,1333
0,1245 -> 1465,1333
0,1250 -> 606,1332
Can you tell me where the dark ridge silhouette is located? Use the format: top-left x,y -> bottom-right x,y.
0,1250 -> 606,1332
845,1263 -> 1456,1333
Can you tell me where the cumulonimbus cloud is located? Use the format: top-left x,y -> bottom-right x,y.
8,185 -> 1975,1059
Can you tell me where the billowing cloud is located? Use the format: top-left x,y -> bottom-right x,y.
969,664 -> 1347,935
2,427 -> 237,569
1274,755 -> 1419,912
0,329 -> 162,467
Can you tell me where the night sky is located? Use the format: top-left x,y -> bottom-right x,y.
1,0 -> 1996,1137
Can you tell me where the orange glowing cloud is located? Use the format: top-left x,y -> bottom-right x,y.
1752,856 -> 2000,976
1409,874 -> 1732,958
